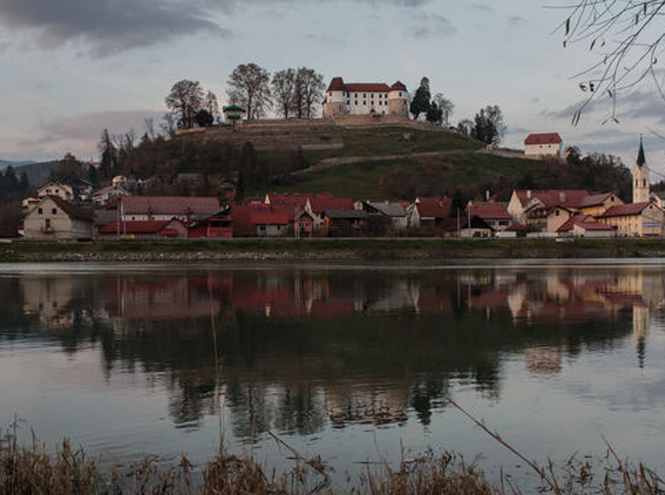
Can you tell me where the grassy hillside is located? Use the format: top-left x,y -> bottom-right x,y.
301,126 -> 483,162
270,152 -> 545,200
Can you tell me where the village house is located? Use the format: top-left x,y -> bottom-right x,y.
406,197 -> 451,230
507,189 -> 592,226
321,209 -> 368,237
232,204 -> 291,238
598,202 -> 664,237
98,219 -> 189,239
359,201 -> 408,231
24,195 -> 94,240
37,181 -> 74,201
91,184 -> 131,206
524,133 -> 563,157
466,203 -> 512,232
323,77 -> 409,118
265,192 -> 354,233
556,214 -> 616,238
118,196 -> 220,223
189,210 -> 233,239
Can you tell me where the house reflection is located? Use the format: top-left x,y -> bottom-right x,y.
14,266 -> 665,434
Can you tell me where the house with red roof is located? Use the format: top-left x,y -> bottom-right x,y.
466,203 -> 512,232
119,196 -> 220,223
323,77 -> 409,118
265,192 -> 354,234
406,197 -> 451,230
189,210 -> 233,239
598,202 -> 664,237
524,133 -> 563,157
99,218 -> 188,239
231,204 -> 291,237
556,214 -> 615,238
507,189 -> 590,227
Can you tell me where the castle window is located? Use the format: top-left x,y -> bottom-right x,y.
329,92 -> 332,96
363,93 -> 366,98
354,93 -> 358,98
363,100 -> 366,105
355,100 -> 357,105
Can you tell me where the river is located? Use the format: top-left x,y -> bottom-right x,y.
1,261 -> 664,488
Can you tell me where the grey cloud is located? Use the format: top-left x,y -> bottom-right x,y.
0,0 -> 431,56
405,13 -> 456,39
16,135 -> 60,148
303,33 -> 347,45
508,15 -> 525,25
0,0 -> 230,56
470,4 -> 493,12
43,109 -> 165,142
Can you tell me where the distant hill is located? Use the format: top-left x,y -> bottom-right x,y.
15,160 -> 59,189
0,159 -> 36,170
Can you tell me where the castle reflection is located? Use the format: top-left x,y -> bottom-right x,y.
11,265 -> 665,436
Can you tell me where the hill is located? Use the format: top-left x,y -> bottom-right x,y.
0,159 -> 35,170
16,160 -> 59,188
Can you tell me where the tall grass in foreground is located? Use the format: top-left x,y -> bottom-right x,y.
1,417 -> 664,494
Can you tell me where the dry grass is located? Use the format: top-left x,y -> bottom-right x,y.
1,417 -> 664,494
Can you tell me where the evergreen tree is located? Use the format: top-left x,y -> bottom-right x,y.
409,77 -> 431,120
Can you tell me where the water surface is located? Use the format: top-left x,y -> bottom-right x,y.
1,261 -> 665,486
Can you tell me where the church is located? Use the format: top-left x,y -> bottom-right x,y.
322,77 -> 409,118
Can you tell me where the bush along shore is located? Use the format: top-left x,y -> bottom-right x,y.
2,401 -> 664,495
4,238 -> 665,263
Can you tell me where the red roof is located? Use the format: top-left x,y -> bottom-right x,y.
515,190 -> 590,208
467,204 -> 511,220
266,192 -> 310,208
600,202 -> 654,217
524,133 -> 562,145
309,195 -> 354,213
327,77 -> 345,91
556,214 -> 613,233
251,209 -> 290,225
100,220 -> 169,234
575,193 -> 615,208
416,197 -> 451,218
326,77 -> 403,94
120,196 -> 220,215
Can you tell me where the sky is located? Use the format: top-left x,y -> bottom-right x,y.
1,0 -> 664,177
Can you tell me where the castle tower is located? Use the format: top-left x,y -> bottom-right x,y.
323,77 -> 348,117
633,137 -> 650,203
387,81 -> 409,118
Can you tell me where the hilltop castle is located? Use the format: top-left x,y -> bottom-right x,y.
323,77 -> 409,118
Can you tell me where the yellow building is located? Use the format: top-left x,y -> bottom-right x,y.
599,202 -> 663,237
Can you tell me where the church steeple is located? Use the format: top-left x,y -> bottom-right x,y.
633,136 -> 650,203
637,136 -> 646,167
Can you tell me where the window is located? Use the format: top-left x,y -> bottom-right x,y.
38,208 -> 43,215
355,100 -> 357,105
329,92 -> 332,96
363,93 -> 366,98
354,93 -> 358,98
45,219 -> 51,229
52,208 -> 57,214
363,100 -> 366,105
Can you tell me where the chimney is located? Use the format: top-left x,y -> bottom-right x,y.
526,190 -> 531,199
559,192 -> 566,203
486,190 -> 490,201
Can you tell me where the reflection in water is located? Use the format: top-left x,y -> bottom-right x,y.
6,265 -> 664,443
4,263 -> 665,482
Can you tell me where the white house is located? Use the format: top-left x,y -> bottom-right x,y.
24,196 -> 93,240
323,77 -> 409,118
524,133 -> 563,157
37,181 -> 74,201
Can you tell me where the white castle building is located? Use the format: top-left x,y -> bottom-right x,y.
323,77 -> 409,118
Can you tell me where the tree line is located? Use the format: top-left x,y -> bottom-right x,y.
164,64 -> 326,130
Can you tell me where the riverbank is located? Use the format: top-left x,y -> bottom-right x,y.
2,238 -> 665,262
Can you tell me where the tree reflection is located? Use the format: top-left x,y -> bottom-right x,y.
5,265 -> 663,437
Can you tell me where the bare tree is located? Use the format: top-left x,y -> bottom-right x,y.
205,91 -> 220,121
227,63 -> 272,120
165,79 -> 205,129
272,68 -> 297,119
559,1 -> 665,124
294,67 -> 325,118
144,118 -> 156,141
160,113 -> 177,138
433,93 -> 455,126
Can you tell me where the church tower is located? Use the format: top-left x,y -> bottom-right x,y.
633,138 -> 650,203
